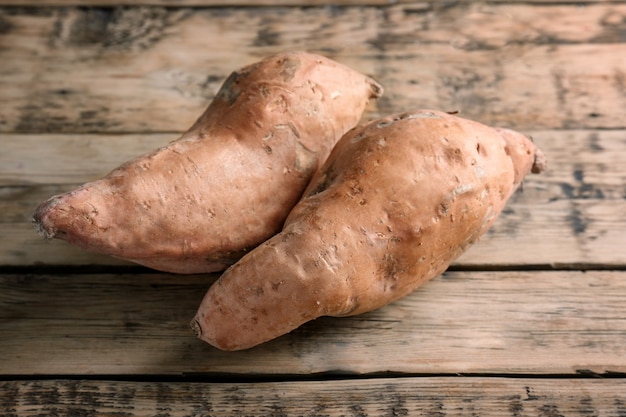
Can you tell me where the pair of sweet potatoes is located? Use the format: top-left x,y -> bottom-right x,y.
33,52 -> 545,351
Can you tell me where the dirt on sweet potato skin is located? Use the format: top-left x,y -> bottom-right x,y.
32,51 -> 383,274
192,109 -> 546,351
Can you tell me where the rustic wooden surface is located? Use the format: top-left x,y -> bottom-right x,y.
1,0 -> 625,415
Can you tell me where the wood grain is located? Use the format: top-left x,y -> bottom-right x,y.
0,4 -> 624,133
460,199 -> 626,267
1,270 -> 625,376
2,377 -> 626,417
0,134 -> 173,186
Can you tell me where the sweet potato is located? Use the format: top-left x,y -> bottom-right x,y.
32,52 -> 383,273
191,109 -> 546,350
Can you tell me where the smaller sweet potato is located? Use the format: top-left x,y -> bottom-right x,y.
191,109 -> 546,351
32,52 -> 382,273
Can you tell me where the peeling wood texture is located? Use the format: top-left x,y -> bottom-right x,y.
3,378 -> 626,417
1,0 -> 625,414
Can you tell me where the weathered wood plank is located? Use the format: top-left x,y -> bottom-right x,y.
459,198 -> 626,266
2,377 -> 626,417
0,4 -> 624,133
1,270 -> 625,375
0,134 -> 173,186
2,129 -> 624,268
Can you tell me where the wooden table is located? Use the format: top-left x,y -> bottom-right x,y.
2,1 -> 625,415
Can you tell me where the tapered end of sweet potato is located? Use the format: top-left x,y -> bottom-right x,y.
367,77 -> 384,100
531,147 -> 547,174
32,184 -> 110,252
32,196 -> 62,240
494,127 -> 547,184
32,193 -> 78,241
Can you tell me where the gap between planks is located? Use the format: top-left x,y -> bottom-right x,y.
2,262 -> 626,277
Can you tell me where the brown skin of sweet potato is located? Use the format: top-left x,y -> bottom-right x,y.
32,52 -> 383,273
191,109 -> 546,351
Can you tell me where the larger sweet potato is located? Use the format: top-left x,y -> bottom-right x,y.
191,109 -> 546,351
32,52 -> 382,273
